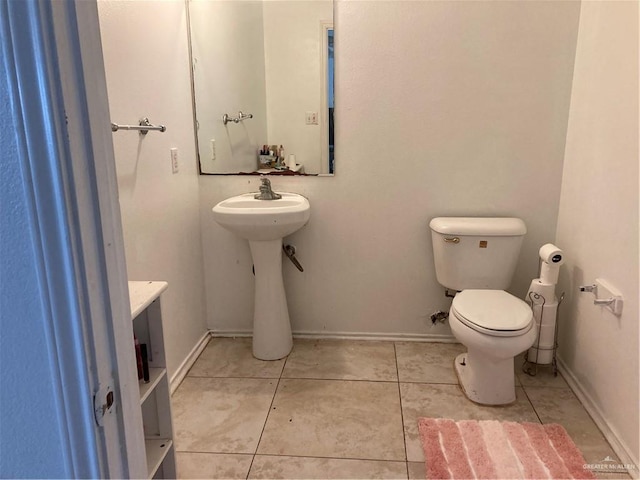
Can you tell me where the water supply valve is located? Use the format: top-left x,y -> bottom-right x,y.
283,244 -> 304,272
430,311 -> 449,325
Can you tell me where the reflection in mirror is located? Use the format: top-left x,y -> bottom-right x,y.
187,0 -> 334,176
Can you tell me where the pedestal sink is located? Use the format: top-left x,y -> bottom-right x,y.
212,192 -> 310,360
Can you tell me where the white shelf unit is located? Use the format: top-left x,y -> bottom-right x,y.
129,281 -> 176,479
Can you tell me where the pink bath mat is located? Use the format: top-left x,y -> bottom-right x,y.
418,418 -> 596,479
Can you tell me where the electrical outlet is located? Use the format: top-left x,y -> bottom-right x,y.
210,139 -> 216,161
305,111 -> 318,125
170,148 -> 179,174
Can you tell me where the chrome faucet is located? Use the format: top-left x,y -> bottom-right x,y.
254,176 -> 281,200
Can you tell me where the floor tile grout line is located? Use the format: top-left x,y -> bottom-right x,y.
186,372 -> 463,385
393,342 -> 411,480
186,374 -> 282,380
176,448 -> 420,464
271,376 -> 402,384
176,449 -> 427,464
187,374 -> 467,387
252,452 -> 410,463
520,382 -> 544,424
245,354 -> 290,479
175,449 -> 254,456
397,380 -> 460,386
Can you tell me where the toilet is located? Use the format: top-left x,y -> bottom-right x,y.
429,217 -> 536,406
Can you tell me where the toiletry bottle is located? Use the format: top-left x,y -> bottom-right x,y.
277,145 -> 285,168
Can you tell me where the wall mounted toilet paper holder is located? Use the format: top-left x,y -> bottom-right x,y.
579,278 -> 623,316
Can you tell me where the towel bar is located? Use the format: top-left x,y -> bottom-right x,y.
111,117 -> 166,135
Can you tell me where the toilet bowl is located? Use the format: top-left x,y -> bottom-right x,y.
448,289 -> 536,405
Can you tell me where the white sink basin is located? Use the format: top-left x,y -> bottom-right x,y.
212,190 -> 310,360
212,192 -> 310,241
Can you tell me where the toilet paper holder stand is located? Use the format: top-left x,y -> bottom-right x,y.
522,290 -> 564,377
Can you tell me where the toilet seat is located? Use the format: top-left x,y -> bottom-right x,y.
451,290 -> 533,337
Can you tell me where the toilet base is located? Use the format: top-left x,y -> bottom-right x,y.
454,352 -> 516,406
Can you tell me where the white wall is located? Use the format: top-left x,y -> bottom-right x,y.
200,1 -> 581,338
263,1 -> 333,174
555,0 -> 639,467
98,0 -> 208,380
190,0 -> 268,174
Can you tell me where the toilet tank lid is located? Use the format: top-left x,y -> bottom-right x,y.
429,217 -> 526,236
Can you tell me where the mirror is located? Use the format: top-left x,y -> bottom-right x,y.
187,0 -> 334,175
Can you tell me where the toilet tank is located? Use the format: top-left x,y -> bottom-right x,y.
429,217 -> 527,291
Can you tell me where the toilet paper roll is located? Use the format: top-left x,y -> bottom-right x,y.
539,243 -> 564,265
540,261 -> 560,285
526,281 -> 556,306
528,343 -> 554,365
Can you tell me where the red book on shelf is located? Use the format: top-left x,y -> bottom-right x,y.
134,334 -> 143,380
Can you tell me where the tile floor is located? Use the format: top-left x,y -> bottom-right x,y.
172,338 -> 629,479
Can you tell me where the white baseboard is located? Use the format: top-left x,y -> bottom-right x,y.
169,331 -> 212,394
211,329 -> 252,338
557,356 -> 639,478
211,329 -> 457,343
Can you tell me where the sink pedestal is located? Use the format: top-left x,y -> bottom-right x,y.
212,191 -> 309,361
249,239 -> 292,360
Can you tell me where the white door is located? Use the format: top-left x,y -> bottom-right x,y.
1,1 -> 144,477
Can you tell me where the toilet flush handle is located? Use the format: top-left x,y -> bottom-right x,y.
444,237 -> 460,244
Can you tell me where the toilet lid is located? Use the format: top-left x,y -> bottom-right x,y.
452,290 -> 532,335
